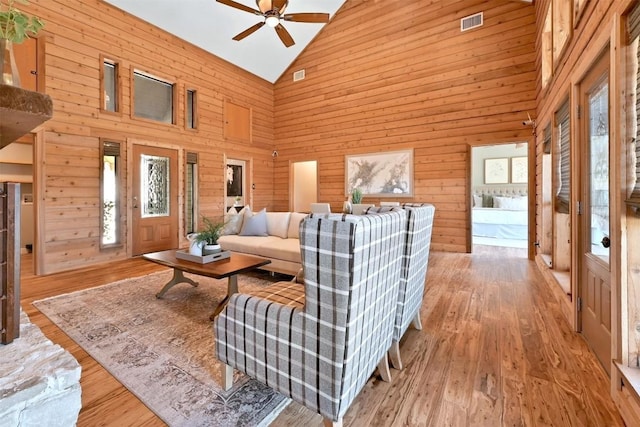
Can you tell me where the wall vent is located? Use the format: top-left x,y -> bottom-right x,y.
461,12 -> 483,32
293,69 -> 306,82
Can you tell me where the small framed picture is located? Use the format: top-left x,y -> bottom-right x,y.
484,158 -> 509,184
511,157 -> 528,183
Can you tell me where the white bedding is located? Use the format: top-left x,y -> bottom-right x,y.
472,207 -> 528,240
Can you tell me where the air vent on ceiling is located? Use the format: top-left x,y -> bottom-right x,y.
461,12 -> 483,32
293,69 -> 306,82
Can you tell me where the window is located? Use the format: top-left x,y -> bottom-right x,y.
133,70 -> 175,124
185,152 -> 198,234
101,140 -> 122,247
555,100 -> 570,214
100,57 -> 119,113
186,89 -> 197,130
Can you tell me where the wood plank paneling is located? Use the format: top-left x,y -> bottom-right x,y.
16,0 -> 276,274
273,0 -> 537,252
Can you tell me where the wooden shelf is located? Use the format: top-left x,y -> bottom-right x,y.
0,84 -> 52,149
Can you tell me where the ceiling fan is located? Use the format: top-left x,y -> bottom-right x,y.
216,0 -> 330,48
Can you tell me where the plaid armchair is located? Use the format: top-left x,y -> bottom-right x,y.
364,203 -> 435,370
214,210 -> 407,426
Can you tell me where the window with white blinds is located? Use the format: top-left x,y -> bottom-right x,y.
133,70 -> 174,124
555,101 -> 571,214
627,4 -> 640,206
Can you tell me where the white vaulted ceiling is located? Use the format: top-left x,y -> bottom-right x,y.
102,0 -> 346,83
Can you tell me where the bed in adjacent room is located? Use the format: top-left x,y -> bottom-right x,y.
472,187 -> 528,245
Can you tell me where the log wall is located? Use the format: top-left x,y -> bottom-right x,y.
18,0 -> 275,274
272,0 -> 537,252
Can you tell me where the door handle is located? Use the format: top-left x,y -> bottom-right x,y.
601,236 -> 610,248
133,196 -> 138,209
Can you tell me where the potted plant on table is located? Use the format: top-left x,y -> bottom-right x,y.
0,0 -> 44,86
195,216 -> 225,255
350,187 -> 370,214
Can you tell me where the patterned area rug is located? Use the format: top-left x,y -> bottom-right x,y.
33,270 -> 291,427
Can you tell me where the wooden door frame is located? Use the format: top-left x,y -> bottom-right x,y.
126,138 -> 184,258
563,13 -> 624,395
465,141 -> 535,259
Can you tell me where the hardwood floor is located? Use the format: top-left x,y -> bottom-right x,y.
19,246 -> 623,426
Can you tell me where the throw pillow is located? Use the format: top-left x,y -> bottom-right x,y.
266,212 -> 291,239
222,206 -> 247,235
239,208 -> 268,236
473,194 -> 482,207
482,194 -> 494,208
287,213 -> 308,239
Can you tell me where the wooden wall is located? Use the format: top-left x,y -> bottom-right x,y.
272,0 -> 537,253
19,0 -> 276,274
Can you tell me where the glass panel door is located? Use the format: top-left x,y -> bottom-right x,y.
588,80 -> 610,263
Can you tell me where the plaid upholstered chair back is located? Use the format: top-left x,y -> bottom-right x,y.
299,211 -> 406,415
214,210 -> 407,425
395,204 -> 435,339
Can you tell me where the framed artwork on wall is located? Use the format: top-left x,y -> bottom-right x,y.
511,156 -> 528,183
345,149 -> 413,197
226,164 -> 243,197
484,158 -> 509,184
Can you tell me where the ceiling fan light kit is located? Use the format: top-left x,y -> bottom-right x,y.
217,0 -> 330,47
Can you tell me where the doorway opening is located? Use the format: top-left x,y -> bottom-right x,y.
471,143 -> 529,251
290,160 -> 318,213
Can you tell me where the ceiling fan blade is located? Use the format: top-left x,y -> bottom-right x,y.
217,0 -> 261,15
283,13 -> 330,23
274,24 -> 295,48
233,22 -> 265,41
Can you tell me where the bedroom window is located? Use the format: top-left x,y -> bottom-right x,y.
555,100 -> 571,214
101,140 -> 122,248
185,152 -> 198,234
133,70 -> 175,124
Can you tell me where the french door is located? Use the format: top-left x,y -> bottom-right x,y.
578,50 -> 612,375
132,145 -> 178,255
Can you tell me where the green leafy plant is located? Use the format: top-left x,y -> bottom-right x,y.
194,216 -> 225,245
0,0 -> 44,43
351,188 -> 363,204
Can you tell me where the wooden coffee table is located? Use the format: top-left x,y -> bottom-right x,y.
142,250 -> 271,319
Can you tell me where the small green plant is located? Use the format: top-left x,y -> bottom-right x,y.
351,188 -> 363,204
0,0 -> 44,43
194,216 -> 225,245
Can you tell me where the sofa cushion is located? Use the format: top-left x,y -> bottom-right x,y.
218,235 -> 301,263
287,213 -> 308,239
240,208 -> 268,236
222,206 -> 247,235
266,212 -> 291,239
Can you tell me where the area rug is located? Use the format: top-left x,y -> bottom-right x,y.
33,270 -> 291,427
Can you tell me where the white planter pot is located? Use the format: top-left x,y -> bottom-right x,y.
187,233 -> 204,256
203,244 -> 221,255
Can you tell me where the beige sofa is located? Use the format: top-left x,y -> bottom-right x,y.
218,209 -> 307,276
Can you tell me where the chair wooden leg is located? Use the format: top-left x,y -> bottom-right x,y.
377,352 -> 392,382
222,364 -> 233,391
412,313 -> 423,330
389,340 -> 403,370
323,417 -> 343,427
